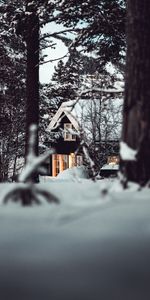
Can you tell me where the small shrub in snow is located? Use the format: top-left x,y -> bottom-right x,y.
3,125 -> 59,206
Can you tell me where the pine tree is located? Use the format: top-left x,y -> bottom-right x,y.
0,0 -> 126,184
51,56 -> 79,101
45,49 -> 82,115
0,3 -> 26,181
56,0 -> 126,69
1,0 -> 76,182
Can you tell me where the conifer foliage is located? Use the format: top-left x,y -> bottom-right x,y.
49,50 -> 81,107
0,2 -> 26,181
0,0 -> 126,185
56,0 -> 126,68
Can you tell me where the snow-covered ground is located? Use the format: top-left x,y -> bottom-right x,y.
0,179 -> 150,300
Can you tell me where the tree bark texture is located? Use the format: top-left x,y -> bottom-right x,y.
25,4 -> 39,159
121,0 -> 150,185
0,154 -> 2,182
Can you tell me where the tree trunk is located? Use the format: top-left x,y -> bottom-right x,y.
25,2 -> 39,182
121,0 -> 150,186
0,154 -> 3,182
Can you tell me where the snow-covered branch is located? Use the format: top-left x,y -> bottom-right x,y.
79,87 -> 124,96
120,142 -> 137,161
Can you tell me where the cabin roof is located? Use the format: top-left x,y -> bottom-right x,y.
47,101 -> 80,131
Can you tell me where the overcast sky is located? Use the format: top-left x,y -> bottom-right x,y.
39,23 -> 68,84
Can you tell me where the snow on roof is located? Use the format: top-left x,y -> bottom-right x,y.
47,100 -> 80,131
101,164 -> 119,170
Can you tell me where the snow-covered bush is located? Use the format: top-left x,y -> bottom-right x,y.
2,125 -> 59,206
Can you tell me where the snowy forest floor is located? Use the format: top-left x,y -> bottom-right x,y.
0,178 -> 150,300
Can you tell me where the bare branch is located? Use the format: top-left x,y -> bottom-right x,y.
39,52 -> 69,65
40,28 -> 79,41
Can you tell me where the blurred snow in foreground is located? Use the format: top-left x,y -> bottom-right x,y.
0,179 -> 150,300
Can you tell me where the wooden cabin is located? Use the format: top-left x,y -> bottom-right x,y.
45,102 -> 83,176
44,100 -> 120,177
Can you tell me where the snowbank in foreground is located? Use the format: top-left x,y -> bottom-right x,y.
0,180 -> 150,300
56,166 -> 89,180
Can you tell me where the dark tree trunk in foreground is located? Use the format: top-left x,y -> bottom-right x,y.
121,0 -> 150,186
0,154 -> 2,182
26,6 -> 39,159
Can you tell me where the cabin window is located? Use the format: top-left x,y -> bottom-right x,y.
52,154 -> 74,176
77,155 -> 83,166
69,153 -> 76,168
64,123 -> 76,141
107,155 -> 119,165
